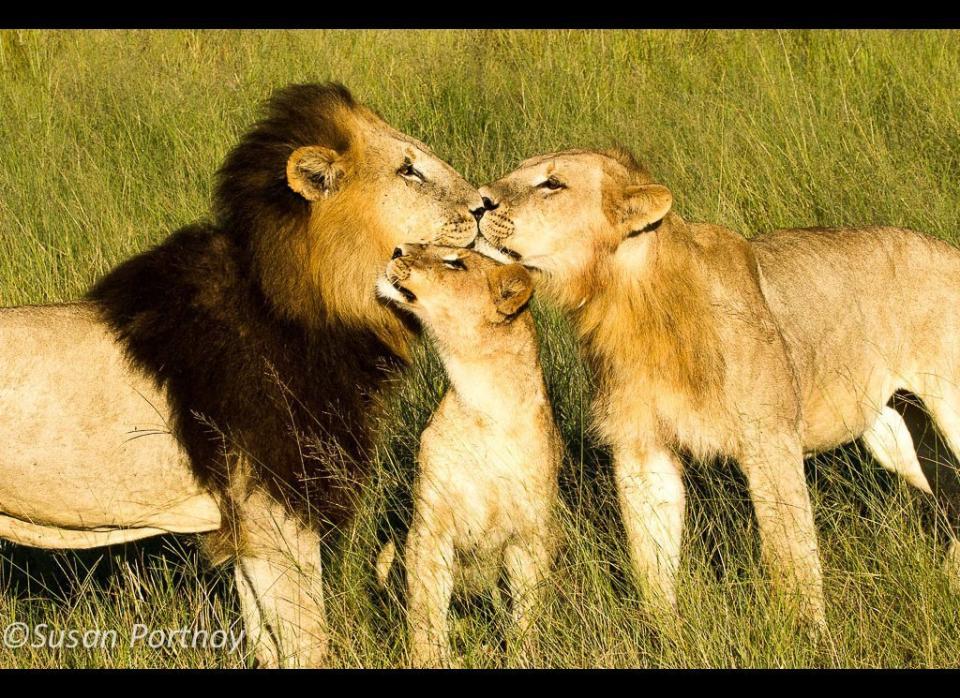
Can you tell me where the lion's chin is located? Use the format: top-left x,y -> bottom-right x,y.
474,235 -> 522,265
376,276 -> 416,305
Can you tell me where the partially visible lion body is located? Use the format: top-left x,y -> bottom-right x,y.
0,83 -> 482,668
753,227 -> 960,462
581,222 -> 960,469
0,303 -> 221,548
477,148 -> 960,631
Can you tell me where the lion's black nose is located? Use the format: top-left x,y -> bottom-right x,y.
482,196 -> 499,212
471,206 -> 486,223
391,247 -> 404,260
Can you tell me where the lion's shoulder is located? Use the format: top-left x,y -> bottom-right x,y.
750,225 -> 960,274
678,221 -> 762,289
88,223 -> 241,325
85,219 -> 403,526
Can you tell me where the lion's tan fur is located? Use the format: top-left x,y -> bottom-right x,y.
752,226 -> 960,452
0,85 -> 483,668
377,246 -> 563,667
478,147 -> 960,629
0,303 -> 222,549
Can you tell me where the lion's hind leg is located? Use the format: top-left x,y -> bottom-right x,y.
862,405 -> 932,494
908,380 -> 960,589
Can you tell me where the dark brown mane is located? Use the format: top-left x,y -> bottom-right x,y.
87,83 -> 405,544
214,82 -> 357,252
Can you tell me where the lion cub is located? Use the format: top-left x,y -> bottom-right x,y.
377,244 -> 563,667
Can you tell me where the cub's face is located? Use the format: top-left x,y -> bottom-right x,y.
476,150 -> 672,304
376,246 -> 533,335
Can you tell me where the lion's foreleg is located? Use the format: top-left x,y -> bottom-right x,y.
504,534 -> 554,665
234,490 -> 327,668
405,517 -> 456,668
739,437 -> 826,632
612,443 -> 686,618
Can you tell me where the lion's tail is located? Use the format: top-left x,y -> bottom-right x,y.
374,539 -> 397,588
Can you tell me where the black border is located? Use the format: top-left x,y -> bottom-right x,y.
3,12 -> 960,30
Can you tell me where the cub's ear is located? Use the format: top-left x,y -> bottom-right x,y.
620,184 -> 672,235
488,263 -> 533,320
286,146 -> 344,201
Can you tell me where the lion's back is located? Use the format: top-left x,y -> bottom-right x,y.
753,225 -> 960,279
751,225 -> 960,321
750,226 -> 960,446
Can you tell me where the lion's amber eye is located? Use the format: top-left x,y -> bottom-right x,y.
442,258 -> 467,271
538,176 -> 565,191
399,161 -> 426,182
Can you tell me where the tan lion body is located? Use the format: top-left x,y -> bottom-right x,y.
0,84 -> 482,668
0,302 -> 222,548
753,227 -> 960,466
477,149 -> 960,630
378,246 -> 562,667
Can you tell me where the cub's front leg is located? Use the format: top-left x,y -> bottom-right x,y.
504,533 -> 555,665
405,511 -> 457,668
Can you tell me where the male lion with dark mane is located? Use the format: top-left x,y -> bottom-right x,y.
0,83 -> 483,667
476,148 -> 960,632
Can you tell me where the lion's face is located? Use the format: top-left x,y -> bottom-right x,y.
287,109 -> 484,254
219,83 -> 486,353
476,150 -> 672,307
377,245 -> 532,331
361,119 -> 485,250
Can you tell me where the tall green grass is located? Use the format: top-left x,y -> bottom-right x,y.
1,29 -> 959,668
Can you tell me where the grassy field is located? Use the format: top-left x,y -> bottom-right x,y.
1,29 -> 960,668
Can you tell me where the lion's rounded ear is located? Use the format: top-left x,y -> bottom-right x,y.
620,184 -> 672,235
286,146 -> 344,201
488,263 -> 533,320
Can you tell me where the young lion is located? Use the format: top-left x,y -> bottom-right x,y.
377,245 -> 563,667
476,148 -> 960,631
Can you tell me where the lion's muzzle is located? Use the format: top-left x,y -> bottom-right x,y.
379,257 -> 416,304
